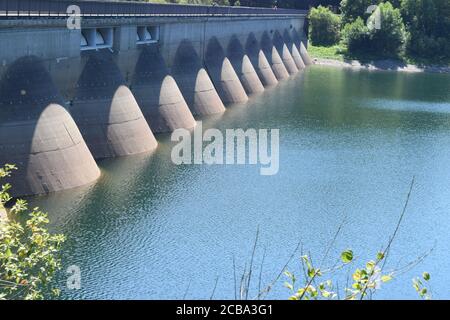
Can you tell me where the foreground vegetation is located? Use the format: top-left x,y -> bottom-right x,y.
0,165 -> 65,300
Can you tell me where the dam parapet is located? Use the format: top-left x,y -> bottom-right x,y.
0,1 -> 310,196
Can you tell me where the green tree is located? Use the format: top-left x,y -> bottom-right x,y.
309,6 -> 341,46
401,0 -> 450,60
0,165 -> 65,300
371,2 -> 407,56
340,0 -> 377,24
342,17 -> 372,53
343,2 -> 406,57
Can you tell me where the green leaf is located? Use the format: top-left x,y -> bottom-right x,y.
381,275 -> 392,283
284,282 -> 294,291
376,252 -> 385,261
423,272 -> 430,281
366,261 -> 375,271
341,250 -> 354,263
352,269 -> 361,281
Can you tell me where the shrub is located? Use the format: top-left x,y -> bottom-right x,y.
340,0 -> 375,25
370,2 -> 407,56
309,6 -> 341,46
342,17 -> 372,54
401,0 -> 450,60
343,2 -> 406,57
0,164 -> 65,300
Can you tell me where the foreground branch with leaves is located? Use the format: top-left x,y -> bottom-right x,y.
0,164 -> 65,300
231,178 -> 434,301
283,178 -> 433,300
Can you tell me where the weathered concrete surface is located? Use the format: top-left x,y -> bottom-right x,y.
227,35 -> 265,96
171,40 -> 225,116
261,32 -> 290,81
132,46 -> 196,133
300,42 -> 313,66
71,50 -> 157,159
245,33 -> 279,87
205,37 -> 249,105
0,56 -> 100,197
290,43 -> 306,70
273,31 -> 298,75
283,30 -> 305,70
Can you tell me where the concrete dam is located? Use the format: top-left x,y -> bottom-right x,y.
0,0 -> 312,197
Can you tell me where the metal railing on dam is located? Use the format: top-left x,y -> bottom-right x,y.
0,0 -> 307,18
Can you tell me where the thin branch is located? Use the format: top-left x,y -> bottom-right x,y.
183,280 -> 191,300
232,255 -> 237,300
256,241 -> 301,300
245,226 -> 260,300
257,246 -> 267,300
359,177 -> 415,300
210,276 -> 219,300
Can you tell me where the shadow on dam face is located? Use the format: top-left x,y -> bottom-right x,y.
291,28 -> 312,66
227,35 -> 265,96
71,50 -> 157,160
245,33 -> 278,88
273,30 -> 299,75
283,29 -> 305,70
131,46 -> 196,133
205,36 -> 248,105
0,56 -> 100,197
171,39 -> 225,116
261,31 -> 290,81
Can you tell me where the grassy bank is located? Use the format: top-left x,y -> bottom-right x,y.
307,44 -> 346,61
308,44 -> 450,67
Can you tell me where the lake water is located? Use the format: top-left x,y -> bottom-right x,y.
29,65 -> 450,300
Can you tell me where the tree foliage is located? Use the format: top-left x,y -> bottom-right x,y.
401,0 -> 450,60
342,2 -> 406,57
0,165 -> 65,300
340,0 -> 376,24
309,6 -> 341,46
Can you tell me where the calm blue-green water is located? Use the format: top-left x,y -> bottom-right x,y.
30,66 -> 450,300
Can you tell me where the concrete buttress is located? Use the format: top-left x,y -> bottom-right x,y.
71,50 -> 158,159
0,56 -> 100,196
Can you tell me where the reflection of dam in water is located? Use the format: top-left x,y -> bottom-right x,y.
0,1 -> 311,197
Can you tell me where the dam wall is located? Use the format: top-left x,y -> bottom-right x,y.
0,2 -> 311,196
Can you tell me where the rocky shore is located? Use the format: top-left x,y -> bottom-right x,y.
313,58 -> 450,74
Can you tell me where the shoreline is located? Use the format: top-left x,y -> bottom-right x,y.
313,57 -> 450,74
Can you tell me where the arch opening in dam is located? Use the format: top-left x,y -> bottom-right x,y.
131,46 -> 196,133
171,39 -> 226,117
71,50 -> 158,159
204,37 -> 249,105
291,28 -> 313,66
0,56 -> 100,197
227,35 -> 265,96
131,45 -> 196,133
284,29 -> 306,70
245,33 -> 279,88
261,31 -> 290,81
273,30 -> 299,76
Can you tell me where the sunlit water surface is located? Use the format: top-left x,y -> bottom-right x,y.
29,66 -> 450,300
